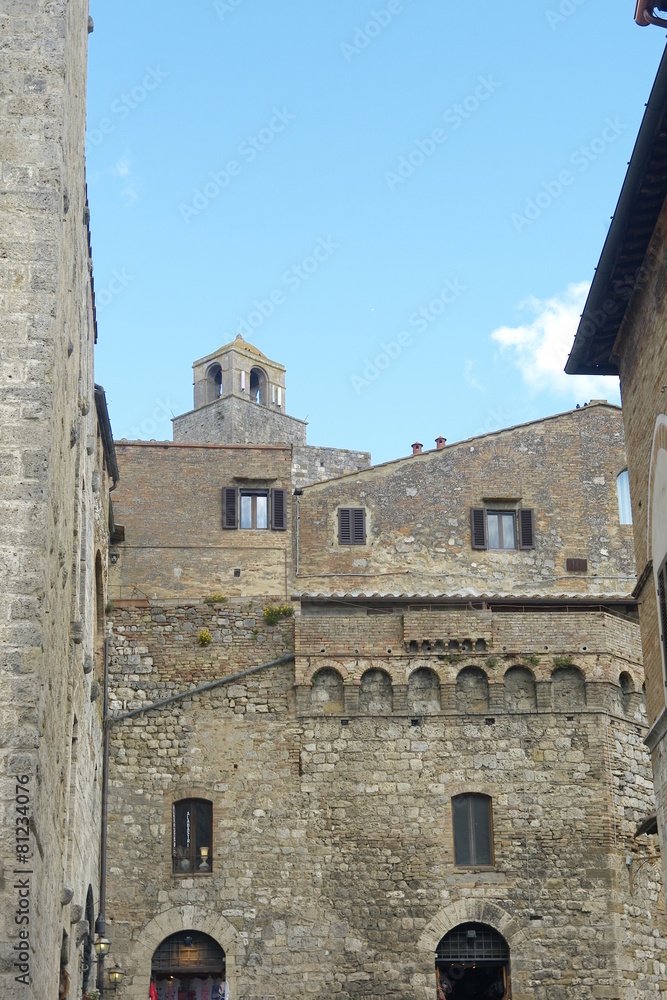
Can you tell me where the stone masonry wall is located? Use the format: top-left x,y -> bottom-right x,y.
104,602 -> 665,1000
296,405 -> 635,599
292,445 -> 371,489
614,194 -> 667,890
0,2 -> 105,998
173,395 -> 308,447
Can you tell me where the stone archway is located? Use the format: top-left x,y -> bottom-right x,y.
121,907 -> 240,999
418,900 -> 529,1000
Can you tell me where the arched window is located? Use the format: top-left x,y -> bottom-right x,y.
172,799 -> 212,874
617,469 -> 632,524
452,794 -> 493,867
249,367 -> 267,405
82,886 -> 95,993
206,363 -> 223,403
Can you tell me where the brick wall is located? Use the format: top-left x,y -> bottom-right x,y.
109,442 -> 293,599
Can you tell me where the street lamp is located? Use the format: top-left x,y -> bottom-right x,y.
108,964 -> 126,990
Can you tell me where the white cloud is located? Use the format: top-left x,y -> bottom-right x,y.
490,282 -> 620,403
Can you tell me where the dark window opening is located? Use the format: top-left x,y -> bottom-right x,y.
173,799 -> 212,874
249,366 -> 267,405
658,556 -> 667,675
206,363 -> 223,403
452,793 -> 493,867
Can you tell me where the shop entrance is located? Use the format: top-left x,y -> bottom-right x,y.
435,923 -> 510,999
151,931 -> 226,1000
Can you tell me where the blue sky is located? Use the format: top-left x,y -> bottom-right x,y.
87,2 -> 666,464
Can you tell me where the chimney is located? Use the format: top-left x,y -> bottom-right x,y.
435,436 -> 447,450
412,442 -> 423,456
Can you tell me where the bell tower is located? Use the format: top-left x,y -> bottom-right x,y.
173,335 -> 307,447
192,334 -> 287,412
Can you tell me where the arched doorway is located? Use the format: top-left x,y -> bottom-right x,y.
151,931 -> 226,998
436,923 -> 510,999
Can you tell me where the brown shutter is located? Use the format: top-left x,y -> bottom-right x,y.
271,489 -> 287,530
338,508 -> 351,544
470,508 -> 487,549
352,508 -> 366,544
518,508 -> 535,549
658,560 -> 667,661
222,487 -> 237,529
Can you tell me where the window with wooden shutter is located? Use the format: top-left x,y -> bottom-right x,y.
271,489 -> 287,530
222,487 -> 237,529
338,507 -> 366,545
518,508 -> 535,549
471,508 -> 487,549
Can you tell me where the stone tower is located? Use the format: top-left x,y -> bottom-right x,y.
173,335 -> 307,447
171,336 -> 371,486
0,4 -> 115,998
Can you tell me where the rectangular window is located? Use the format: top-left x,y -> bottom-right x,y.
452,793 -> 493,866
338,507 -> 366,545
173,799 -> 212,874
471,508 -> 534,551
222,487 -> 287,531
240,492 -> 268,529
487,511 -> 516,550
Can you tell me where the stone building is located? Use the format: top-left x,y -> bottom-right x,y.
0,3 -> 116,998
104,345 -> 666,1000
566,43 -> 667,889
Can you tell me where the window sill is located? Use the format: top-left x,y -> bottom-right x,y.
171,870 -> 213,878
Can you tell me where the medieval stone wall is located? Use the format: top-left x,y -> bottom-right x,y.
613,194 -> 667,890
173,395 -> 308,447
292,445 -> 371,489
296,405 -> 635,598
104,600 -> 665,1000
0,2 -> 107,997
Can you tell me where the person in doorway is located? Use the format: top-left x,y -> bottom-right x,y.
437,971 -> 453,999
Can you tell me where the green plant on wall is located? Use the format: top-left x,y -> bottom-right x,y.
204,593 -> 227,605
552,654 -> 574,668
197,628 -> 213,646
263,603 -> 294,626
